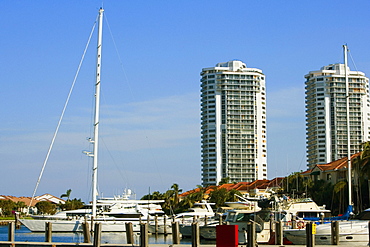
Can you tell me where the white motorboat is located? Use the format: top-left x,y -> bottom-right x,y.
175,200 -> 216,222
284,221 -> 368,245
148,201 -> 216,235
199,196 -> 330,241
200,199 -> 273,243
274,197 -> 331,227
177,201 -> 216,237
284,207 -> 369,245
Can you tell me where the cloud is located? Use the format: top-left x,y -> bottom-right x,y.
0,92 -> 202,200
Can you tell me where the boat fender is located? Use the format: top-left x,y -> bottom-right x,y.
297,221 -> 305,229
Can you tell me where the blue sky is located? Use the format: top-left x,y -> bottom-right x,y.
1,1 -> 370,202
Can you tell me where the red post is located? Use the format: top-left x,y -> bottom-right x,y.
216,225 -> 238,247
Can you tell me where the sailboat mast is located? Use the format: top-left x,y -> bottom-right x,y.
92,8 -> 104,219
344,44 -> 352,207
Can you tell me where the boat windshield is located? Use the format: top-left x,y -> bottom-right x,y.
226,210 -> 271,223
225,212 -> 236,222
235,213 -> 254,222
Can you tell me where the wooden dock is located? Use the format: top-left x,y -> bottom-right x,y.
0,221 -> 351,247
0,243 -> 337,247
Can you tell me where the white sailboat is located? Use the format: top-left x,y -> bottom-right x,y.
284,45 -> 369,245
20,8 -> 165,233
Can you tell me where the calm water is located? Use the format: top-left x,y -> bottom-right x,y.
0,225 -> 211,245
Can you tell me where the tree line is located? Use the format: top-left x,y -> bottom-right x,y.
0,189 -> 84,217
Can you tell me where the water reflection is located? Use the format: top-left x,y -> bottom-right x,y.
0,225 -> 214,245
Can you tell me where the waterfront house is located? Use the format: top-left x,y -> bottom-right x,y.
0,194 -> 65,215
302,153 -> 361,185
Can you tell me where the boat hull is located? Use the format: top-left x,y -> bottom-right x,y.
284,221 -> 369,245
148,224 -> 172,234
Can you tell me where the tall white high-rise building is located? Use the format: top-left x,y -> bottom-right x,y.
200,60 -> 267,186
305,63 -> 370,168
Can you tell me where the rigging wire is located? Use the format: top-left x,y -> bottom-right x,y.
99,14 -> 133,193
103,14 -> 167,196
348,49 -> 360,75
28,18 -> 98,209
105,14 -> 134,100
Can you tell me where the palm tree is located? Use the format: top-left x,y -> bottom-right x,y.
332,180 -> 348,215
208,187 -> 229,208
359,141 -> 370,210
350,141 -> 370,211
171,183 -> 182,210
60,189 -> 72,201
14,201 -> 26,213
191,185 -> 207,202
141,191 -> 164,200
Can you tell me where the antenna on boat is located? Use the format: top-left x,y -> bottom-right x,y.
344,44 -> 353,208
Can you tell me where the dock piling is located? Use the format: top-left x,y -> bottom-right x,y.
82,222 -> 91,243
331,221 -> 339,245
14,212 -> 21,229
45,222 -> 52,243
246,221 -> 256,247
125,222 -> 134,244
275,220 -> 283,246
93,223 -> 102,247
305,222 -> 315,247
140,223 -> 148,247
171,221 -> 180,245
163,216 -> 167,235
191,222 -> 200,247
8,222 -> 14,242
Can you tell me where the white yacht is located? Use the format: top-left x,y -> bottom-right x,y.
21,191 -> 166,232
148,201 -> 216,235
284,206 -> 369,245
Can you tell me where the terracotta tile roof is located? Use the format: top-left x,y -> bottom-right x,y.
315,152 -> 361,172
230,182 -> 251,190
179,178 -> 284,198
248,179 -> 270,188
218,183 -> 234,190
179,188 -> 200,197
236,184 -> 250,190
0,195 -> 39,207
0,194 -> 65,207
301,169 -> 313,174
266,177 -> 284,187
